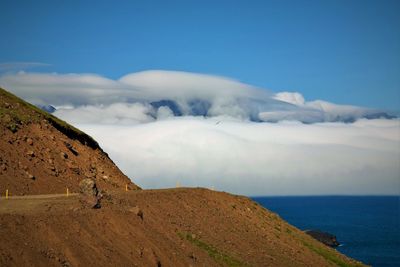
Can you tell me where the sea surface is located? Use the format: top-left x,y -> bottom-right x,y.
252,196 -> 400,267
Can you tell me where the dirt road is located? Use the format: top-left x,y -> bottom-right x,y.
0,193 -> 78,214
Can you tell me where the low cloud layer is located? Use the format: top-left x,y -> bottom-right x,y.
78,118 -> 400,196
0,70 -> 398,195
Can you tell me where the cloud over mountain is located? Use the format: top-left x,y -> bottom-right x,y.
0,70 -> 394,123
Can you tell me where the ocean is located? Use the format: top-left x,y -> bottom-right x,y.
252,196 -> 400,267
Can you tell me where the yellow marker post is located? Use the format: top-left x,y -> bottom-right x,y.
125,184 -> 128,192
66,188 -> 69,197
6,189 -> 8,199
176,181 -> 180,188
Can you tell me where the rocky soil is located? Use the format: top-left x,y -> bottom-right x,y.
0,188 -> 366,267
0,87 -> 139,195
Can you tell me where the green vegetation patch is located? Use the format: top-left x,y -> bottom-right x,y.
178,232 -> 247,267
301,239 -> 364,267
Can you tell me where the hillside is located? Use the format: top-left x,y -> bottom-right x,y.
0,87 -> 366,266
0,87 -> 140,195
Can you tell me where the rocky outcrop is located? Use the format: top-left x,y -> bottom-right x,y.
79,179 -> 99,196
305,230 -> 340,247
79,179 -> 102,209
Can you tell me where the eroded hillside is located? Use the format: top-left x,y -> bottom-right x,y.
0,188 -> 366,267
0,87 -> 140,195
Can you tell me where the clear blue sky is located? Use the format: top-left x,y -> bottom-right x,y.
1,0 -> 399,110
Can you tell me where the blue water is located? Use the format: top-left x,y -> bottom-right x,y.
252,196 -> 400,267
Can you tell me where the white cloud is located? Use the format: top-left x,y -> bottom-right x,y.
0,70 -> 393,123
77,118 -> 400,196
274,91 -> 305,106
156,106 -> 174,120
259,109 -> 324,123
119,70 -> 267,101
54,102 -> 155,124
0,71 -> 125,106
272,91 -> 390,123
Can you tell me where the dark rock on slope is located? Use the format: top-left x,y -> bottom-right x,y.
305,230 -> 340,247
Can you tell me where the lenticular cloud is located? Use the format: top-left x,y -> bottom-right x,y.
0,70 -> 394,123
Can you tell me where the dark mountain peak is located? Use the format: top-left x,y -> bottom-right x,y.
37,104 -> 56,113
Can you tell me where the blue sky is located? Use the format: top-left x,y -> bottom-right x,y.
0,0 -> 399,110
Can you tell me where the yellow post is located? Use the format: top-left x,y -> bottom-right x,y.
6,189 -> 8,199
66,188 -> 69,197
125,184 -> 128,192
176,181 -> 180,188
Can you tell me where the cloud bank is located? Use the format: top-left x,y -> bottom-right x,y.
77,118 -> 400,196
0,69 -> 398,195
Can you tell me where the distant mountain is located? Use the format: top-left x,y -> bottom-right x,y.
150,99 -> 212,117
150,99 -> 182,116
37,104 -> 56,113
149,97 -> 396,123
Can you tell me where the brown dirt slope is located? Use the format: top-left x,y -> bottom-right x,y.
0,87 -> 140,195
0,189 -> 366,267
